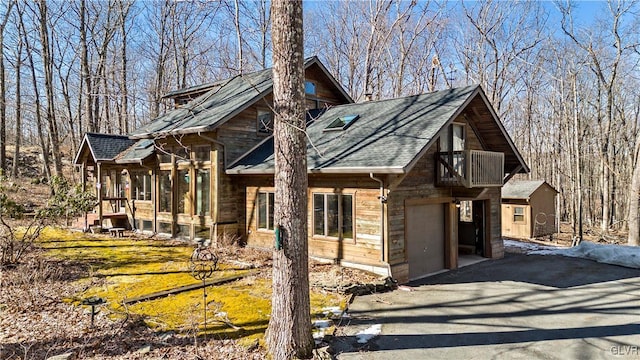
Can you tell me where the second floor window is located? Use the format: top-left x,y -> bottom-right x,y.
257,110 -> 274,135
305,81 -> 316,95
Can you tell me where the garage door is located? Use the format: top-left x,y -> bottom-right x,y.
406,203 -> 445,280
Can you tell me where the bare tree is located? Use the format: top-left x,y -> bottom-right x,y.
21,2 -> 51,181
9,1 -> 21,179
36,0 -> 62,176
559,0 -> 636,234
0,1 -> 14,173
267,0 -> 313,358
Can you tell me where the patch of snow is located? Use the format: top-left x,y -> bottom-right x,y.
313,320 -> 333,329
313,328 -> 326,341
503,239 -> 559,252
530,241 -> 640,269
356,324 -> 382,344
322,306 -> 343,317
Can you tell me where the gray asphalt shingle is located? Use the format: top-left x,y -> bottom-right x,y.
84,133 -> 137,161
115,139 -> 155,163
502,180 -> 551,199
228,85 -> 479,174
130,68 -> 273,138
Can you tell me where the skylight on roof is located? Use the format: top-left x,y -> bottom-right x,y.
324,114 -> 359,131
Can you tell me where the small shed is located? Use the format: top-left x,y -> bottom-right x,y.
501,180 -> 558,239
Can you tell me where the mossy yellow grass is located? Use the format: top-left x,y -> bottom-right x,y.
38,227 -> 347,343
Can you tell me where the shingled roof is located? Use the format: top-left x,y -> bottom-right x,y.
228,85 -> 525,175
73,133 -> 137,164
130,57 -> 352,139
115,139 -> 155,164
502,180 -> 558,200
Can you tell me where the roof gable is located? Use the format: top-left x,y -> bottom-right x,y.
228,85 -> 482,174
74,133 -> 136,164
502,180 -> 558,199
131,57 -> 352,139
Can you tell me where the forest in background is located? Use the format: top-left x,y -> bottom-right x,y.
0,0 -> 639,242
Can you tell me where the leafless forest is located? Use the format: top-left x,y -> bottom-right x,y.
1,0 -> 639,243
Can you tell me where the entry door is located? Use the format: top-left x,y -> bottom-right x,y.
407,203 -> 445,280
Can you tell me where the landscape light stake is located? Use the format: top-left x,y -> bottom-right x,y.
189,246 -> 218,341
81,296 -> 106,327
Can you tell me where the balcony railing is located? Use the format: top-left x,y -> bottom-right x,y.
436,150 -> 504,188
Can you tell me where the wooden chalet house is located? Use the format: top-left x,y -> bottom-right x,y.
74,56 -> 528,283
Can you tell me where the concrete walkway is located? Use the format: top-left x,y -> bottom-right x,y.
331,253 -> 640,359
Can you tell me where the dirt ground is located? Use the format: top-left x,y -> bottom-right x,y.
508,222 -> 628,249
0,231 -> 381,360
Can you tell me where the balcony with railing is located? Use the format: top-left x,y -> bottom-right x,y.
436,150 -> 504,188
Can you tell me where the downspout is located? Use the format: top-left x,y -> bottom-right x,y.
370,173 -> 386,263
198,131 -> 226,241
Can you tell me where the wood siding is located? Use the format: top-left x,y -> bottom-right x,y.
387,119 -> 504,282
502,183 -> 557,239
244,175 -> 383,267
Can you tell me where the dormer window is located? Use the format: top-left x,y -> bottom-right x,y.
324,114 -> 359,131
305,81 -> 316,95
257,109 -> 274,135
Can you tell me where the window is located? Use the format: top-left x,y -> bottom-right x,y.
195,225 -> 210,241
257,110 -> 274,135
175,146 -> 190,163
159,170 -> 171,213
158,222 -> 172,234
140,220 -> 153,231
440,123 -> 466,178
459,201 -> 473,222
158,148 -> 172,163
131,171 -> 151,201
513,206 -> 525,222
324,115 -> 360,131
194,146 -> 211,162
313,193 -> 353,239
440,123 -> 465,152
196,169 -> 210,216
305,81 -> 316,95
258,191 -> 275,230
177,169 -> 190,214
177,224 -> 190,239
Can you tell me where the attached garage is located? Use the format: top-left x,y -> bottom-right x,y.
406,203 -> 446,280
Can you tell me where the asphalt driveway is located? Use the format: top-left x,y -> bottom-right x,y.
330,253 -> 640,359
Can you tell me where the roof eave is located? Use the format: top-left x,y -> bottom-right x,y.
400,86 -> 480,176
227,166 -> 405,175
475,88 -> 530,173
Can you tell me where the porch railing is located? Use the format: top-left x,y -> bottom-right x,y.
436,150 -> 504,188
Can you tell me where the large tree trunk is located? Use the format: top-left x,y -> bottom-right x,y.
37,0 -> 62,176
266,1 -> 313,359
80,0 -> 94,133
0,2 -> 14,174
628,132 -> 640,245
22,7 -> 51,182
12,14 -> 22,179
119,0 -> 129,134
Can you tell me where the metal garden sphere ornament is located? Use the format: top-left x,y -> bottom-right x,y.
189,246 -> 218,339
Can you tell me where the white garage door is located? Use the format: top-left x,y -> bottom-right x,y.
406,203 -> 445,280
